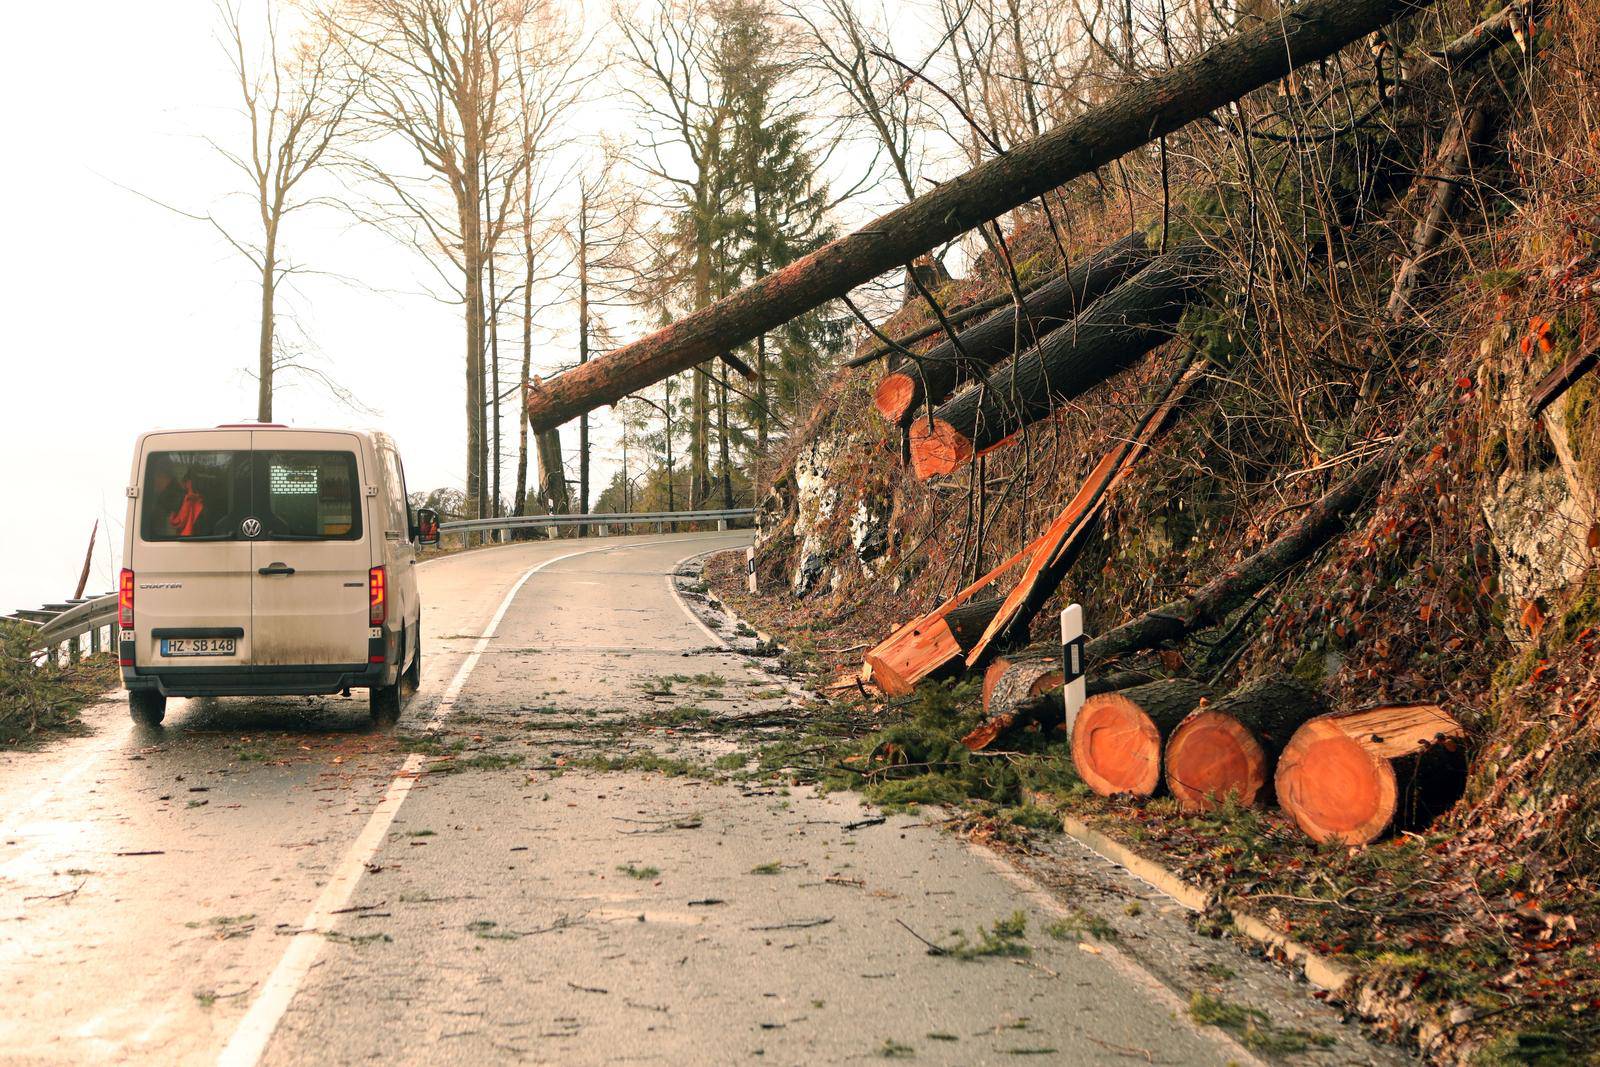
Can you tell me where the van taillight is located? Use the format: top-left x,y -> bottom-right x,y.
118,569 -> 135,628
369,566 -> 387,626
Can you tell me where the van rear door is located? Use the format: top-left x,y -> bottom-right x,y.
248,434 -> 371,667
134,431 -> 255,666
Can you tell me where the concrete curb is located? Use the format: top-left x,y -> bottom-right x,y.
1055,812 -> 1358,996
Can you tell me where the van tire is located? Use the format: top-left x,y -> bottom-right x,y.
129,690 -> 167,725
404,624 -> 422,687
370,679 -> 403,724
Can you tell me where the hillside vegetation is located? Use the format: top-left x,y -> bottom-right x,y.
719,1 -> 1600,1059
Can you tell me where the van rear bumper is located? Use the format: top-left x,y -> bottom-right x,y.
122,662 -> 390,698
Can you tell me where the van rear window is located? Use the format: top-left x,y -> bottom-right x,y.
141,450 -> 362,541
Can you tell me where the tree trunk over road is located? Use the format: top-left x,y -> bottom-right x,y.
1071,679 -> 1214,797
526,0 -> 1434,432
910,243 -> 1214,478
876,233 -> 1152,425
1276,703 -> 1466,844
1163,674 -> 1329,812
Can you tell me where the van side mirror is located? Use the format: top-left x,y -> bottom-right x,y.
415,507 -> 441,547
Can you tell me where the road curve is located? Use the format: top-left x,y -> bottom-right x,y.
1,532 -> 1254,1065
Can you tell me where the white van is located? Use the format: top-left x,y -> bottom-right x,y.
118,425 -> 441,725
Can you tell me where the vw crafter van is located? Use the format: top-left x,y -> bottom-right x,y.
118,425 -> 441,724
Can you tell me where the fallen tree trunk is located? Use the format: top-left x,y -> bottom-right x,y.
909,243 -> 1215,478
1085,455 -> 1387,667
1275,703 -> 1466,844
1071,679 -> 1214,797
1385,106 -> 1490,319
863,597 -> 1004,696
876,234 -> 1152,425
1163,674 -> 1329,812
525,0 -> 1435,432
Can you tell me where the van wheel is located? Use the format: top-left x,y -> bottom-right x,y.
129,690 -> 166,725
370,680 -> 403,724
404,624 -> 422,687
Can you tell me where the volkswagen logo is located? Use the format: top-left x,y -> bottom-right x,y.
241,517 -> 263,538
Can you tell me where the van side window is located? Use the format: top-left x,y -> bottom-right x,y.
379,448 -> 407,533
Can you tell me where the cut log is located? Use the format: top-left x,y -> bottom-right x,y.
863,530 -> 1045,695
525,0 -> 1436,431
965,652 -> 1154,752
1071,679 -> 1213,797
1086,456 -> 1386,667
875,233 -> 1152,424
963,359 -> 1204,668
1163,674 -> 1330,812
1275,703 -> 1466,845
909,243 -> 1215,478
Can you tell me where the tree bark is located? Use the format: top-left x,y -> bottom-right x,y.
578,186 -> 592,536
876,232 -> 1152,424
1085,456 -> 1387,666
526,0 -> 1433,432
1163,673 -> 1329,812
257,224 -> 278,422
1275,703 -> 1466,844
1071,679 -> 1214,797
909,242 -> 1214,478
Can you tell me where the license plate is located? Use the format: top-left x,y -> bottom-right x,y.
161,637 -> 237,657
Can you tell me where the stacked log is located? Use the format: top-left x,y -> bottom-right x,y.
1275,703 -> 1466,845
962,648 -> 1064,751
1162,675 -> 1329,812
1070,679 -> 1213,797
908,242 -> 1215,479
874,233 -> 1152,425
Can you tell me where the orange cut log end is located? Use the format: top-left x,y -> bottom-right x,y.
908,419 -> 974,479
1071,693 -> 1163,797
874,373 -> 918,423
1275,719 -> 1397,845
1163,711 -> 1269,813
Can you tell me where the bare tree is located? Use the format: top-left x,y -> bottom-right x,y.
214,0 -> 356,421
336,0 -> 553,519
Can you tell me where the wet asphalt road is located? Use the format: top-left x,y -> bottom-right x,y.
1,532 -> 1330,1065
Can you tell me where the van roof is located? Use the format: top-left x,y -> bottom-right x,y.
139,425 -> 380,439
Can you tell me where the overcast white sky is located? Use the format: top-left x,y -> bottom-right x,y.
0,0 -> 953,615
0,3 -> 591,613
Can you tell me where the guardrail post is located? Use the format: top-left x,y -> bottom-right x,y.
717,518 -> 728,531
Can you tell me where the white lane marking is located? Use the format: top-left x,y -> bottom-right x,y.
664,545 -> 750,649
216,533 -> 734,1067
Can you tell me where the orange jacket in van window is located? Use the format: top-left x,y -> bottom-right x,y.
169,480 -> 205,537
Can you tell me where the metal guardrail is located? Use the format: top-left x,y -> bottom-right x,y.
440,508 -> 757,536
3,592 -> 119,662
2,511 -> 757,658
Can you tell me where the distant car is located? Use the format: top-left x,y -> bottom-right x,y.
117,424 -> 440,725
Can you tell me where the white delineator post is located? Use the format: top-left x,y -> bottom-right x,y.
746,546 -> 758,593
1060,603 -> 1086,732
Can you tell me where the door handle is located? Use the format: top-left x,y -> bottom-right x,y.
258,563 -> 296,576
